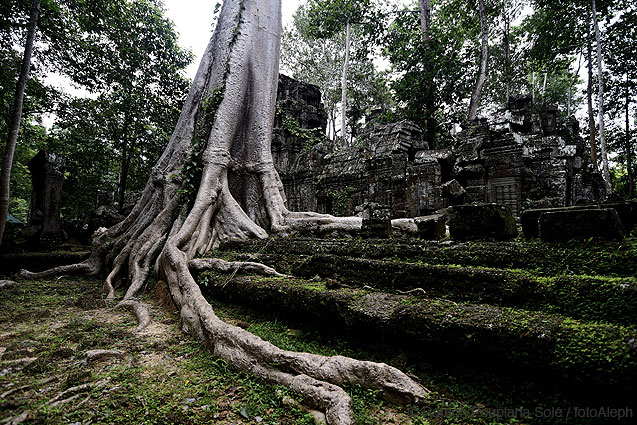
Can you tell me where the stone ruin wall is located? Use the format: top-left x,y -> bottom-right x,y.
272,75 -> 607,219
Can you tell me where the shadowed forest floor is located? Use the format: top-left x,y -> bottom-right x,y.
0,277 -> 415,425
1,237 -> 636,425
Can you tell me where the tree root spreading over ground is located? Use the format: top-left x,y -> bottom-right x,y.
14,1 -> 429,421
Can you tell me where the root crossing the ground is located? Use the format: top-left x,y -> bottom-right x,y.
15,1 -> 429,421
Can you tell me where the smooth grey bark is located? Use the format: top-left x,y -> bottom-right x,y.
626,74 -> 634,198
18,1 -> 427,421
504,13 -> 511,103
568,51 -> 583,117
591,0 -> 611,193
341,20 -> 351,144
542,72 -> 547,97
418,0 -> 431,40
586,11 -> 599,171
468,0 -> 488,121
0,0 -> 41,246
531,71 -> 535,103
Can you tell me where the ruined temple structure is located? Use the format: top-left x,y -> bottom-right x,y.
27,150 -> 66,247
272,76 -> 606,219
455,97 -> 606,216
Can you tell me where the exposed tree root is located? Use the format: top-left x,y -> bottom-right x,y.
0,410 -> 32,425
49,393 -> 81,408
188,258 -> 287,277
16,1 -> 430,422
0,377 -> 56,401
0,280 -> 17,289
116,300 -> 152,332
15,229 -> 108,281
1,384 -> 30,399
279,390 -> 328,424
16,262 -> 96,280
47,379 -> 109,407
161,245 -> 428,424
84,349 -> 125,364
397,288 -> 427,296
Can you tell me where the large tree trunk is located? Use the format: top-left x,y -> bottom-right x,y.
0,0 -> 40,246
17,1 -> 427,421
586,11 -> 599,171
591,0 -> 612,193
468,0 -> 488,121
341,20 -> 351,145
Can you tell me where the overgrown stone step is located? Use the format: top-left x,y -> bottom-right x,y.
220,237 -> 637,277
197,272 -> 637,395
217,252 -> 637,326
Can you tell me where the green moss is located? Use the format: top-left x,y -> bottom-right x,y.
220,237 -> 637,278
554,319 -> 637,384
197,273 -> 636,394
239,252 -> 637,325
0,277 -> 325,425
175,86 -> 224,206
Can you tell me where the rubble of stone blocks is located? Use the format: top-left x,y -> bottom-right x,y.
360,202 -> 393,239
270,76 -> 607,223
271,74 -> 328,214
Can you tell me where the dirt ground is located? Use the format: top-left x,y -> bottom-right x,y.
0,277 -> 413,425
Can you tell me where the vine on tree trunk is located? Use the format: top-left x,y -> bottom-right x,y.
177,86 -> 225,207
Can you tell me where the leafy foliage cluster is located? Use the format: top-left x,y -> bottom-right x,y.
277,108 -> 325,154
322,187 -> 354,216
1,0 -> 193,224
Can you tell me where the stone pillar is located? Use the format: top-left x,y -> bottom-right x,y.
28,150 -> 65,247
360,203 -> 393,239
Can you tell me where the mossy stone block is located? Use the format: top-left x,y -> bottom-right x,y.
539,208 -> 625,241
414,213 -> 447,240
448,203 -> 517,241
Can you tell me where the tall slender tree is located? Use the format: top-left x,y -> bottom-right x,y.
342,20 -> 352,142
604,3 -> 636,197
468,0 -> 489,120
305,0 -> 378,145
591,0 -> 612,192
0,0 -> 40,245
586,8 -> 599,171
625,76 -> 634,198
281,5 -> 344,139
